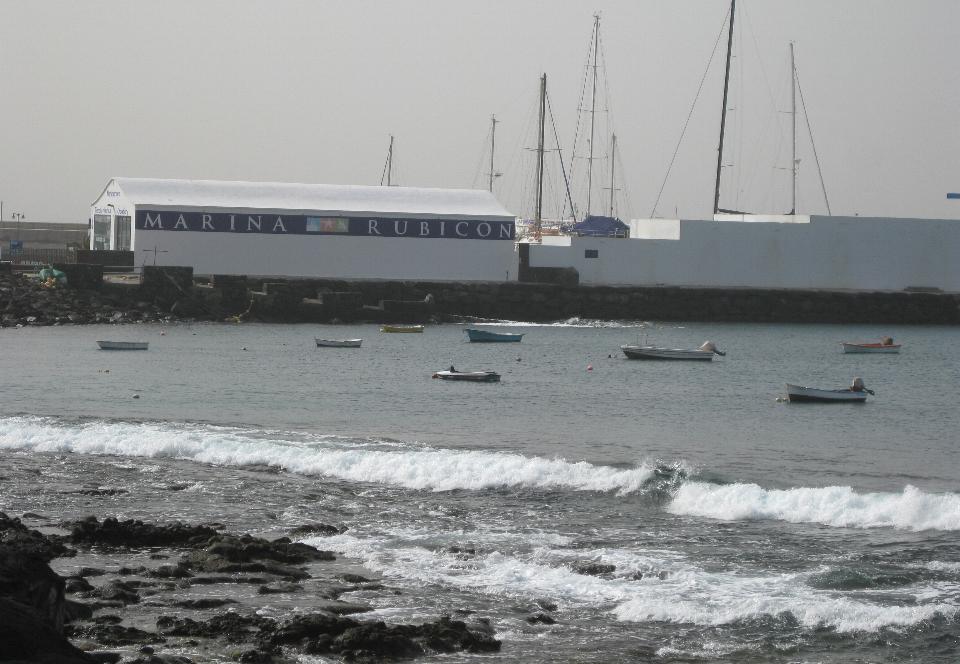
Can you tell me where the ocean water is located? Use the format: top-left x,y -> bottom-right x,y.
1,320 -> 958,662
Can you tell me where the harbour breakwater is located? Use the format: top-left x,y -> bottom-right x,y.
1,263 -> 958,326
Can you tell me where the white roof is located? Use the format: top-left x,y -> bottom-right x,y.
103,177 -> 514,220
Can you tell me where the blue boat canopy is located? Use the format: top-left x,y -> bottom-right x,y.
565,215 -> 629,237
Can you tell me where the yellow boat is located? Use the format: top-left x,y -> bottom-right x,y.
380,324 -> 424,333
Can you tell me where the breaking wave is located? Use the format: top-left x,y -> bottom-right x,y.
0,415 -> 657,494
667,481 -> 960,532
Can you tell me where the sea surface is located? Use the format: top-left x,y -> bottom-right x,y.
1,320 -> 958,662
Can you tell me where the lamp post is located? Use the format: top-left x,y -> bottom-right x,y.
11,212 -> 25,241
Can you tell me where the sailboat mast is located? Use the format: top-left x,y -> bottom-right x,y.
608,133 -> 617,217
535,74 -> 547,237
713,0 -> 736,216
586,13 -> 601,217
790,41 -> 797,215
380,135 -> 395,187
488,115 -> 498,192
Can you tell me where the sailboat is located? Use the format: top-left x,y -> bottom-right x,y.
713,0 -> 831,218
566,14 -> 629,238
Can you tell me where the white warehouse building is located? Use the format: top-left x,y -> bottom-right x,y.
90,178 -> 518,280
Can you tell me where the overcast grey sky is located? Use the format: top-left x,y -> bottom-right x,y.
1,0 -> 957,223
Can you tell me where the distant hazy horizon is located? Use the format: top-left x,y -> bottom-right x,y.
1,0 -> 957,224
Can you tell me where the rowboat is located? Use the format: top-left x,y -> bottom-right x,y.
432,370 -> 501,383
841,338 -> 901,354
621,340 -> 725,361
315,338 -> 362,348
785,383 -> 870,403
464,328 -> 524,343
786,376 -> 874,403
97,341 -> 149,350
381,325 -> 424,333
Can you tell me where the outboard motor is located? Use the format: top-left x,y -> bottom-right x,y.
850,377 -> 875,395
699,340 -> 726,356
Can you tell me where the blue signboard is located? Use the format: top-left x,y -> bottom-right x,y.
135,210 -> 514,241
9,240 -> 23,256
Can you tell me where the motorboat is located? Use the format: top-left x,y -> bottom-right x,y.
841,337 -> 900,354
621,340 -> 725,361
785,377 -> 874,403
315,338 -> 362,348
464,328 -> 524,343
381,325 -> 424,333
432,370 -> 501,383
97,341 -> 149,350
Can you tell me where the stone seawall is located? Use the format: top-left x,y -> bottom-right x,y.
300,279 -> 960,325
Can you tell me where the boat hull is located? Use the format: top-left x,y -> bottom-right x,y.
841,343 -> 900,354
785,383 -> 867,403
97,341 -> 149,350
381,325 -> 424,333
315,338 -> 362,348
465,328 -> 524,343
621,345 -> 715,360
432,371 -> 501,383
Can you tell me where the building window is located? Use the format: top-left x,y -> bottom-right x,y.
93,214 -> 111,250
115,216 -> 132,250
585,249 -> 599,258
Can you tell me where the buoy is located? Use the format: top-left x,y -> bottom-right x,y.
241,347 -> 247,351
587,364 -> 593,371
132,394 -> 140,399
516,356 -> 521,362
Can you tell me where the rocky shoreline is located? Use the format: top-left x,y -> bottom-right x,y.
0,511 -> 501,663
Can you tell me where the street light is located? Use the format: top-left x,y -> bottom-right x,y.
11,212 -> 25,241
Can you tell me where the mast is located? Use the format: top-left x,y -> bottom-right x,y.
713,0 -> 736,216
488,115 -> 498,192
790,41 -> 797,215
608,133 -> 617,217
586,13 -> 601,217
380,135 -> 395,186
535,74 -> 547,240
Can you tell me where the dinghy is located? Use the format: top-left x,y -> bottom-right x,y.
841,337 -> 901,354
465,328 -> 524,343
786,377 -> 874,403
381,325 -> 424,333
97,341 -> 149,350
315,338 -> 362,348
432,370 -> 501,383
621,340 -> 725,361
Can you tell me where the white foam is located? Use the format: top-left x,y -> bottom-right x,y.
0,416 -> 654,493
310,532 -> 958,634
667,482 -> 960,532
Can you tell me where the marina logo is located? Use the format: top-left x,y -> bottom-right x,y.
136,210 -> 515,240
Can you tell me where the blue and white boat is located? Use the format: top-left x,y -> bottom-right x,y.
465,328 -> 524,343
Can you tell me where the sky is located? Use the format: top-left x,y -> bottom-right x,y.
1,0 -> 958,224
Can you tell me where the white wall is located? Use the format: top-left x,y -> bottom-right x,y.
531,215 -> 960,292
135,227 -> 517,281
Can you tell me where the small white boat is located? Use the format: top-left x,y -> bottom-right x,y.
621,340 -> 725,361
432,370 -> 501,383
315,338 -> 362,348
785,378 -> 874,403
97,341 -> 149,350
841,337 -> 901,354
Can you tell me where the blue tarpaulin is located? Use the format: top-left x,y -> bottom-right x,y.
566,215 -> 629,237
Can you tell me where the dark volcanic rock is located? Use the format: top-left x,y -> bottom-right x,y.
526,613 -> 556,625
572,562 -> 616,576
289,523 -> 345,537
0,548 -> 68,631
67,516 -> 218,548
0,511 -> 74,561
202,533 -> 336,564
157,613 -> 276,643
0,597 -> 97,663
